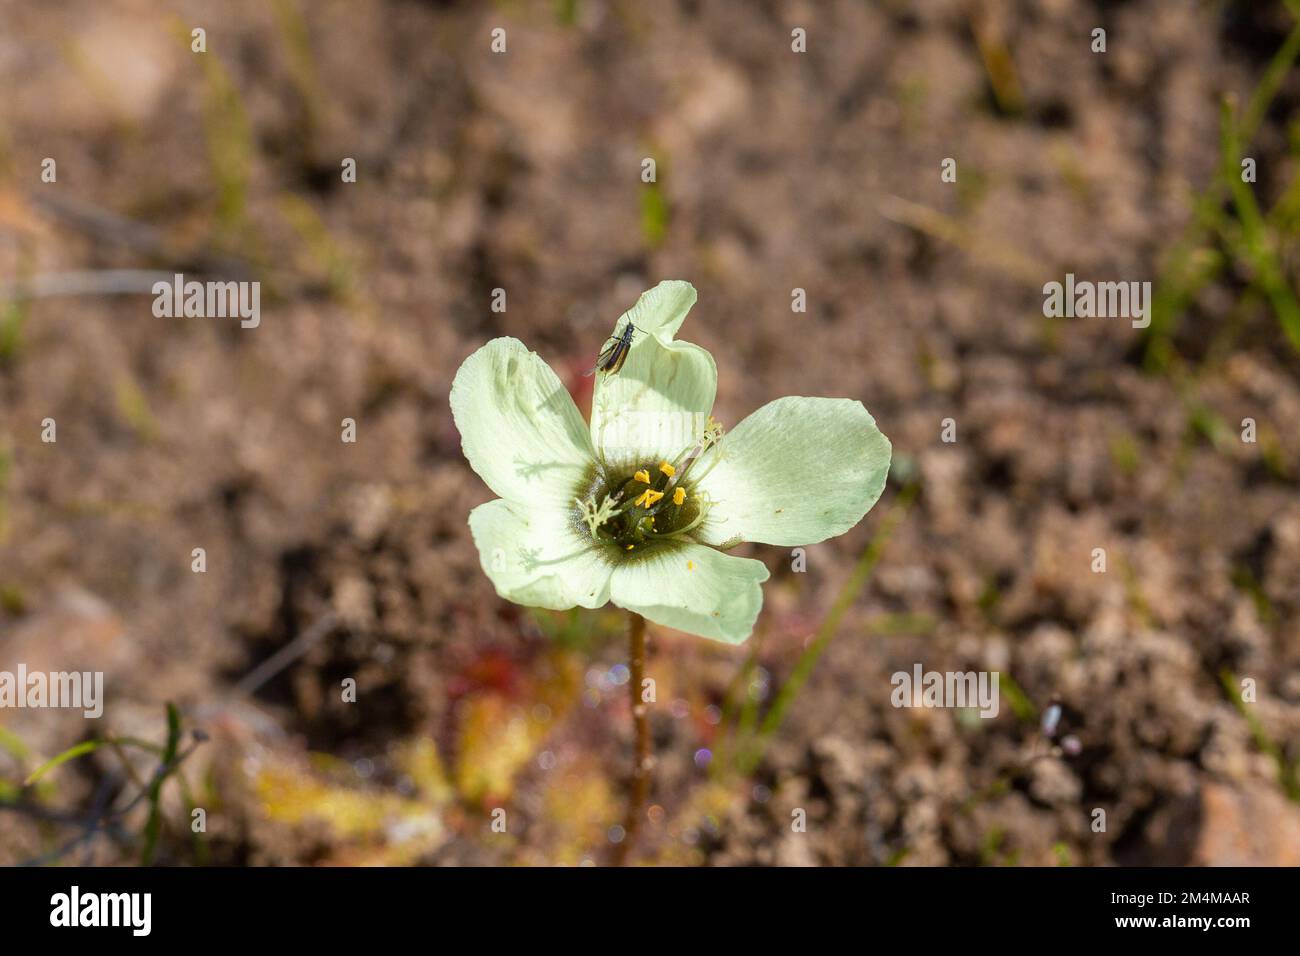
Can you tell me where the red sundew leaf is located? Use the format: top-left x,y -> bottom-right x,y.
451,648 -> 521,699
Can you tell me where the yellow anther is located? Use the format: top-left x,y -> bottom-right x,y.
633,469 -> 651,484
658,461 -> 676,477
687,560 -> 695,571
672,487 -> 686,506
635,488 -> 664,508
626,544 -> 634,550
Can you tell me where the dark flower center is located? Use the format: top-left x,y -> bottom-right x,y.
572,460 -> 706,556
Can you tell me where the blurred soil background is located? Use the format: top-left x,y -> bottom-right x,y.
1,0 -> 1299,866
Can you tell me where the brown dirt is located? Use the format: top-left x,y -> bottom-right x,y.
1,0 -> 1298,866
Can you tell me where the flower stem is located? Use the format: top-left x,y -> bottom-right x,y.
613,611 -> 650,865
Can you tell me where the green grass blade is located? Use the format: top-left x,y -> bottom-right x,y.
738,482 -> 917,774
1219,670 -> 1299,802
1221,99 -> 1300,350
141,702 -> 182,865
0,724 -> 29,761
23,739 -> 106,786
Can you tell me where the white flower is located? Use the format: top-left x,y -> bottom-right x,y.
450,281 -> 892,643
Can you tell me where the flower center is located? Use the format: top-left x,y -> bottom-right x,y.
573,417 -> 725,554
